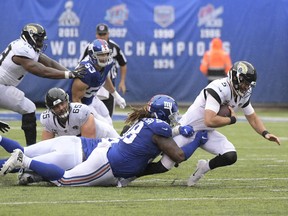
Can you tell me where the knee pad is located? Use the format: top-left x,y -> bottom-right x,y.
221,151 -> 237,165
209,151 -> 237,169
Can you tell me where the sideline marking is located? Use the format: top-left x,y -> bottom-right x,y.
0,196 -> 288,205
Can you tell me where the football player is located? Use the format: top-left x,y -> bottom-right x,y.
0,95 -> 207,187
41,87 -> 119,140
0,23 -> 85,145
79,23 -> 127,117
153,61 -> 280,186
69,39 -> 126,126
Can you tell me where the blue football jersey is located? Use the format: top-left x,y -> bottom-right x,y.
107,118 -> 172,178
68,56 -> 113,105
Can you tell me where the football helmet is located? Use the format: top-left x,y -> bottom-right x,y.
21,23 -> 47,52
87,39 -> 111,67
45,88 -> 70,120
147,94 -> 179,126
228,61 -> 257,97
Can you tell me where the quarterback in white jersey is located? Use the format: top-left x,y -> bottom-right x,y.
158,61 -> 280,186
41,88 -> 119,140
0,23 -> 85,145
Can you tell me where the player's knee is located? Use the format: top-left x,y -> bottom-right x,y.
222,151 -> 237,165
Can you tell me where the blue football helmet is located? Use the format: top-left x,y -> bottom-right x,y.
87,39 -> 111,67
147,94 -> 179,126
228,61 -> 257,97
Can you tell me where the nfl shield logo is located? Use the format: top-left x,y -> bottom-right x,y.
154,6 -> 175,28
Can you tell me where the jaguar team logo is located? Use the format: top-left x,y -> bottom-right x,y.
26,25 -> 37,34
154,5 -> 175,28
237,62 -> 248,74
105,4 -> 129,26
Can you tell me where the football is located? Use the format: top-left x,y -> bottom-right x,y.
217,105 -> 231,117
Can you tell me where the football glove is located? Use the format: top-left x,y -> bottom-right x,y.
112,91 -> 126,109
179,125 -> 194,137
194,130 -> 208,145
0,120 -> 10,133
69,65 -> 86,79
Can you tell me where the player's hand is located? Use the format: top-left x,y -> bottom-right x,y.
179,125 -> 194,137
0,121 -> 10,133
195,130 -> 208,145
69,65 -> 86,79
118,81 -> 126,94
265,133 -> 280,145
112,91 -> 126,109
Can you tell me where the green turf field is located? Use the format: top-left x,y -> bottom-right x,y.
0,108 -> 287,216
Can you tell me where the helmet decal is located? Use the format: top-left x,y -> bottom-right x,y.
237,62 -> 248,74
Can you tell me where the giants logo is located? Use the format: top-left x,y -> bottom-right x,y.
164,101 -> 172,110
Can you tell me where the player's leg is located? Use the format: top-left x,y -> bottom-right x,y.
101,94 -> 114,117
0,85 -> 37,146
90,96 -> 113,125
94,118 -> 119,138
0,135 -> 24,172
187,130 -> 237,186
55,146 -> 117,187
18,136 -> 83,185
24,136 -> 83,170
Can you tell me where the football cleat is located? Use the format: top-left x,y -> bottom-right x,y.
187,159 -> 209,186
0,149 -> 24,176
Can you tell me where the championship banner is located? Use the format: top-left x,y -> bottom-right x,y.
0,0 -> 287,104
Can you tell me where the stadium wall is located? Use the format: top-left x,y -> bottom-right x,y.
0,0 -> 287,105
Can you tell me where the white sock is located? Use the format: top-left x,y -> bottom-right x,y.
22,155 -> 32,168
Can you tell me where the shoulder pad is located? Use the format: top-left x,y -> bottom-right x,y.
13,39 -> 37,59
144,118 -> 172,138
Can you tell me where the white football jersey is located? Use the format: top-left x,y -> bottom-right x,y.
40,102 -> 90,136
0,38 -> 40,86
180,77 -> 252,131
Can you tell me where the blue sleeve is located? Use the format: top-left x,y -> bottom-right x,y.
144,119 -> 172,138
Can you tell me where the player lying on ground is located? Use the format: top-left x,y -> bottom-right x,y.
0,95 -> 207,186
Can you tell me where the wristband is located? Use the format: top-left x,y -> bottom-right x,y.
229,116 -> 236,124
64,71 -> 70,79
172,125 -> 180,137
261,130 -> 269,138
111,90 -> 119,98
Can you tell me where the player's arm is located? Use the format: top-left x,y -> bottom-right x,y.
80,114 -> 96,138
204,94 -> 236,127
103,76 -> 116,94
42,129 -> 55,140
140,131 -> 208,176
71,79 -> 88,103
13,55 -> 67,78
245,110 -> 280,145
118,64 -> 127,94
153,135 -> 186,163
12,55 -> 85,79
38,53 -> 67,70
104,76 -> 126,109
138,135 -> 185,177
